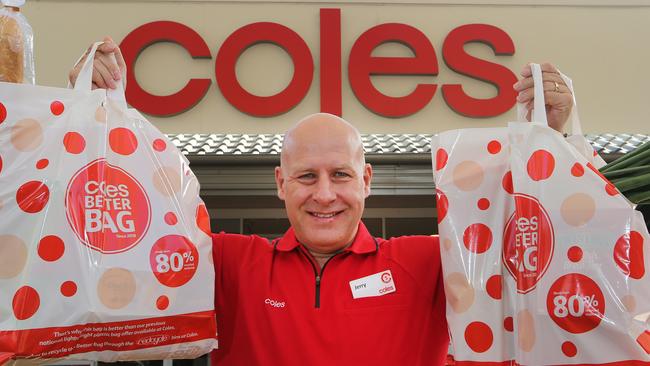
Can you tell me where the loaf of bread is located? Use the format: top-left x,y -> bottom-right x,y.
0,8 -> 24,83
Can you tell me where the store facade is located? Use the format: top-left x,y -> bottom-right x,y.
24,0 -> 650,238
16,1 -> 650,364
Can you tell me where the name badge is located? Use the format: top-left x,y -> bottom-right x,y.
349,270 -> 396,299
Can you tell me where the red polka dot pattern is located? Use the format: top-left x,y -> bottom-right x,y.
436,148 -> 448,171
157,295 -> 170,310
436,190 -> 448,224
196,203 -> 211,237
637,331 -> 650,354
504,317 -> 513,332
527,150 -> 555,181
36,159 -> 49,169
486,275 -> 502,300
614,231 -> 645,280
60,281 -> 77,297
463,223 -> 493,254
562,341 -> 578,357
13,286 -> 40,320
0,102 -> 6,124
606,184 -> 618,196
464,321 -> 493,353
477,198 -> 490,211
63,132 -> 86,154
109,128 -> 138,156
16,181 -> 49,213
487,140 -> 501,154
571,163 -> 584,177
502,171 -> 513,194
567,246 -> 583,263
153,139 -> 167,152
38,235 -> 65,262
50,101 -> 65,116
164,212 -> 178,225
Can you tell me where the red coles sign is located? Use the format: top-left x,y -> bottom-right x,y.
119,8 -> 517,119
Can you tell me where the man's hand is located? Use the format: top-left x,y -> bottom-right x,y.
513,62 -> 573,133
68,36 -> 125,90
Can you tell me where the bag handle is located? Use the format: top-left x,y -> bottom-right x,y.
558,71 -> 583,136
516,63 -> 548,126
73,42 -> 102,92
73,41 -> 128,109
106,52 -> 128,109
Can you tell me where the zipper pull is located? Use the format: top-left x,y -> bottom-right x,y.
315,275 -> 322,308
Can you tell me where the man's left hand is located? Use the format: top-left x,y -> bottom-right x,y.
513,62 -> 573,133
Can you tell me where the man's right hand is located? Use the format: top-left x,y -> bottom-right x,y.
68,36 -> 125,90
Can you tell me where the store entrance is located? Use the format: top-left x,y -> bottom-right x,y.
204,194 -> 438,239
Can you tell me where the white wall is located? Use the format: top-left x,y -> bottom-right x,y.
22,0 -> 650,134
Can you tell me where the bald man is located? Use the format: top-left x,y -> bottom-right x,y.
276,114 -> 372,261
71,40 -> 573,365
211,112 -> 449,365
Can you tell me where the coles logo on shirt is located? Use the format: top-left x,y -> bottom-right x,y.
502,193 -> 555,294
65,158 -> 151,254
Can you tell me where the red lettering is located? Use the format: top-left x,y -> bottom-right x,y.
119,12 -> 518,120
119,21 -> 212,116
215,22 -> 313,117
348,23 -> 438,117
442,24 -> 517,118
320,8 -> 342,116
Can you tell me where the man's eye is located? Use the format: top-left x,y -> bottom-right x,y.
299,173 -> 316,179
334,172 -> 351,178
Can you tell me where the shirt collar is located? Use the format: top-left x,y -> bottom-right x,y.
275,221 -> 377,255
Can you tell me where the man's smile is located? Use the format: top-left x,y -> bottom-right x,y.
307,210 -> 345,220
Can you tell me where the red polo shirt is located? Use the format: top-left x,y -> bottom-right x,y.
210,222 -> 449,365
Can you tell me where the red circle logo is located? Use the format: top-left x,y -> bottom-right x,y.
547,273 -> 605,334
381,272 -> 392,283
503,193 -> 554,294
150,235 -> 199,287
65,159 -> 151,254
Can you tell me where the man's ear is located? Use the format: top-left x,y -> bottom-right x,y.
363,163 -> 373,198
275,166 -> 286,200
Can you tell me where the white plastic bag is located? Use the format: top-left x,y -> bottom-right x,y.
0,0 -> 34,84
0,42 -> 217,364
556,71 -> 606,169
433,64 -> 650,365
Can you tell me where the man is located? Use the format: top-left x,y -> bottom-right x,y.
70,38 -> 573,365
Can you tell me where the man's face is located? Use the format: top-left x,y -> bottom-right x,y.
275,118 -> 372,253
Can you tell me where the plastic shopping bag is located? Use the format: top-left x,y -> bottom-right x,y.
433,64 -> 650,365
0,42 -> 217,364
433,117 -> 514,364
506,66 -> 650,364
560,72 -> 606,169
0,1 -> 34,84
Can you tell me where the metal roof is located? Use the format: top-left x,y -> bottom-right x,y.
173,133 -> 650,196
168,133 -> 649,157
586,134 -> 650,154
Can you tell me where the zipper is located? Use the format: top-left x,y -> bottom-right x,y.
315,275 -> 321,308
299,247 -> 341,309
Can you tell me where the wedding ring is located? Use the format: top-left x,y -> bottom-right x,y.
553,81 -> 560,93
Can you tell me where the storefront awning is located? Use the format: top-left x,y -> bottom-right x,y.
167,133 -> 649,196
169,133 -> 649,163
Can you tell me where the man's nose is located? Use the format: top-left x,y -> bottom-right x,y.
312,177 -> 337,204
